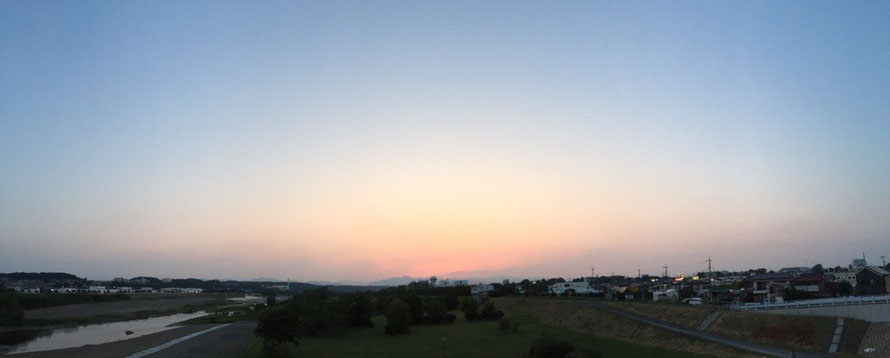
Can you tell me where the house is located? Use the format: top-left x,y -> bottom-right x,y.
829,270 -> 858,288
161,287 -> 204,294
743,272 -> 792,303
652,289 -> 678,301
856,266 -> 890,295
778,267 -> 810,276
471,284 -> 494,296
549,281 -> 601,295
435,279 -> 469,287
791,274 -> 826,293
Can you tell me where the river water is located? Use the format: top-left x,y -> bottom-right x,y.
0,311 -> 207,355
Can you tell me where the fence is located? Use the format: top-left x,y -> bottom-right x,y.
732,294 -> 890,311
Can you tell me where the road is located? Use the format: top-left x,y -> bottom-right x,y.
586,301 -> 830,358
9,322 -> 256,358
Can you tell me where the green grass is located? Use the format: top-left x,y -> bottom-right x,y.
245,312 -> 711,358
840,319 -> 869,354
19,298 -> 232,328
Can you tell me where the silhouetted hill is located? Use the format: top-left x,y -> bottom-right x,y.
0,272 -> 81,281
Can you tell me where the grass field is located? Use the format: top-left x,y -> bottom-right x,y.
245,311 -> 712,358
493,298 -> 764,358
839,319 -> 869,354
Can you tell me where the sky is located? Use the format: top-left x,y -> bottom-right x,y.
1,1 -> 889,282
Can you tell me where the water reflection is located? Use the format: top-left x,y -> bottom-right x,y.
1,311 -> 207,354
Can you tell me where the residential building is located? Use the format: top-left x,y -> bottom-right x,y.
471,284 -> 494,296
856,266 -> 890,295
549,281 -> 601,295
778,267 -> 810,276
743,272 -> 792,303
829,270 -> 858,288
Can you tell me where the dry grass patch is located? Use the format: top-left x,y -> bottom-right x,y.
604,301 -> 715,329
494,298 -> 764,358
707,311 -> 835,352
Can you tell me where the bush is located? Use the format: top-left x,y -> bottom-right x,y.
254,305 -> 302,350
529,333 -> 575,358
340,292 -> 374,327
460,297 -> 479,320
0,294 -> 24,326
385,298 -> 411,335
577,347 -> 602,358
415,296 -> 455,324
479,301 -> 505,320
444,291 -> 459,310
499,318 -> 520,333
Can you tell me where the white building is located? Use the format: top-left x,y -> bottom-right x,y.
435,279 -> 468,287
652,289 -> 679,301
161,287 -> 204,294
88,286 -> 106,293
548,281 -> 601,295
830,271 -> 858,288
471,284 -> 495,296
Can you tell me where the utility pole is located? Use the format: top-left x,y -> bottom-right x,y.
637,269 -> 641,279
591,266 -> 595,278
707,257 -> 713,280
882,256 -> 886,267
663,265 -> 668,278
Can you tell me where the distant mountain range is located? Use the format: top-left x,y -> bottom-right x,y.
307,275 -> 546,287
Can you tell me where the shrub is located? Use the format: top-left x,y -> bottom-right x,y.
0,294 -> 24,326
340,292 -> 374,327
460,297 -> 479,320
416,296 -> 456,324
445,291 -> 459,310
577,347 -> 602,358
479,301 -> 504,320
385,298 -> 411,335
499,318 -> 520,333
254,306 -> 302,350
528,333 -> 575,358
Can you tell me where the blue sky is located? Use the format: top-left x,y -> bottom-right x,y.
1,1 -> 888,281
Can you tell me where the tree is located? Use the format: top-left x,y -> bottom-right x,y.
266,295 -> 277,307
837,281 -> 852,296
0,294 -> 24,326
342,292 -> 374,327
444,290 -> 459,310
425,296 -> 447,320
812,264 -> 824,275
254,306 -> 302,357
528,332 -> 575,358
479,301 -> 505,320
460,297 -> 479,320
385,298 -> 411,335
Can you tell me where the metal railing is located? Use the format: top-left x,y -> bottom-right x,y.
731,294 -> 890,311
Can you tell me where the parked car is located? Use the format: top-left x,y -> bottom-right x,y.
682,297 -> 703,306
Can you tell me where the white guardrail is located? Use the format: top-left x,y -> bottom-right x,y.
732,295 -> 890,311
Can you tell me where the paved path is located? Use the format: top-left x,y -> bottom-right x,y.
137,322 -> 256,358
860,322 -> 890,357
585,302 -> 830,358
